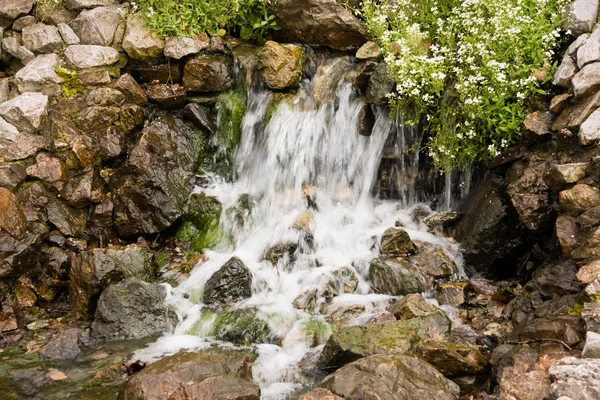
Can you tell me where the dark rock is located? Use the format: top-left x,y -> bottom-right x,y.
183,55 -> 234,92
69,244 -> 155,317
91,277 -> 178,340
75,106 -> 120,131
556,215 -> 580,256
516,315 -> 585,346
264,242 -> 298,266
0,163 -> 26,191
367,257 -> 427,296
119,350 -> 259,400
506,161 -> 552,231
320,354 -> 460,400
146,83 -> 186,109
357,99 -> 375,136
61,167 -> 105,207
410,242 -> 457,278
125,60 -> 183,84
203,257 -> 252,306
212,309 -> 270,345
380,227 -> 416,255
85,87 -> 125,107
553,91 -> 600,131
415,340 -> 489,377
183,103 -> 217,136
436,282 -> 469,307
39,327 -> 81,360
273,0 -> 367,50
111,116 -> 202,237
366,63 -> 394,105
113,73 -> 148,106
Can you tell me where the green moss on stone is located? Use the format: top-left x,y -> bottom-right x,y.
55,67 -> 86,99
212,309 -> 271,346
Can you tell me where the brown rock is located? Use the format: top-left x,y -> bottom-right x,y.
559,184 -> 600,216
522,111 -> 553,142
545,162 -> 589,191
577,260 -> 600,284
146,83 -> 186,109
26,153 -> 67,191
552,91 -> 600,131
555,215 -> 580,257
436,282 -> 469,307
389,293 -> 437,320
0,187 -> 27,238
183,55 -> 234,92
259,41 -> 304,90
300,388 -> 343,400
549,93 -> 572,114
415,340 -> 489,377
113,73 -> 148,106
380,227 -> 416,255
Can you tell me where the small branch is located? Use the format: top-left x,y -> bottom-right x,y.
506,339 -> 572,351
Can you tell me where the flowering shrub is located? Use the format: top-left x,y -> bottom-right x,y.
133,0 -> 278,42
361,0 -> 568,171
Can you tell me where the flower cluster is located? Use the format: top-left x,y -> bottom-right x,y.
361,0 -> 568,171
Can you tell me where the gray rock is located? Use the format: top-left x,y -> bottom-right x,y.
572,62 -> 600,98
582,302 -> 600,332
122,14 -> 165,61
580,107 -> 600,144
64,0 -> 117,10
356,41 -> 382,60
21,23 -> 63,53
2,37 -> 35,63
39,328 -> 81,360
583,331 -> 600,358
321,354 -> 460,400
553,56 -> 578,88
577,26 -> 600,68
0,163 -> 26,190
203,257 -> 252,306
164,35 -> 209,59
549,357 -> 600,400
546,163 -> 590,188
0,0 -> 35,21
92,277 -> 178,340
12,15 -> 36,32
564,0 -> 599,36
183,103 -> 217,136
568,33 -> 590,57
0,78 -> 8,103
68,6 -> 125,46
367,257 -> 428,296
313,56 -> 351,103
0,116 -> 48,161
64,44 -> 119,68
0,92 -> 48,134
366,63 -> 394,105
14,53 -> 63,96
57,23 -> 80,45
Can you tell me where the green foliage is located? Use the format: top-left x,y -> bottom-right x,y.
360,0 -> 568,171
132,0 -> 279,42
55,67 -> 85,99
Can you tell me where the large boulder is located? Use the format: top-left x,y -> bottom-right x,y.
317,312 -> 451,370
259,41 -> 304,90
0,92 -> 48,134
64,45 -> 120,69
69,244 -> 155,317
110,116 -> 202,237
14,53 -> 63,96
203,257 -> 252,306
320,354 -> 460,400
564,0 -> 599,36
183,55 -> 235,92
577,25 -> 600,68
119,350 -> 260,400
273,0 -> 367,50
91,277 -> 177,340
68,6 -> 125,46
21,23 -> 63,53
122,14 -> 165,60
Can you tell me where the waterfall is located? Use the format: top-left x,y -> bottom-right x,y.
132,56 -> 463,399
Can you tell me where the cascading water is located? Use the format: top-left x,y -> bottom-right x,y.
133,55 -> 464,399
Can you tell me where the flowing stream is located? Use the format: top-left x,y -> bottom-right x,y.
133,56 -> 464,399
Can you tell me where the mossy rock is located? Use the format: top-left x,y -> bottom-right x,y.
212,309 -> 271,346
177,193 -> 223,252
259,41 -> 304,90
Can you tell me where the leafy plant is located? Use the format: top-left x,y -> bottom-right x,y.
360,0 -> 568,171
132,0 -> 279,42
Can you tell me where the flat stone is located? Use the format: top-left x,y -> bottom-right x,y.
0,163 -> 26,190
64,45 -> 119,69
39,328 -> 81,360
164,34 -> 209,59
0,92 -> 48,134
21,23 -> 63,53
580,108 -> 600,144
14,53 -> 63,97
550,93 -> 573,114
546,163 -> 590,189
553,56 -> 578,88
577,26 -> 600,68
388,293 -> 437,320
68,6 -> 125,46
57,23 -> 80,45
522,111 -> 553,142
64,0 -> 117,10
553,91 -> 600,131
146,83 -> 186,109
568,33 -> 591,57
0,0 -> 35,20
573,62 -> 600,98
122,14 -> 165,61
564,0 -> 599,36
0,116 -> 48,160
415,339 -> 489,377
183,54 -> 234,92
356,41 -> 382,60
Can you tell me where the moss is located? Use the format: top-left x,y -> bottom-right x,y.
210,90 -> 247,178
303,318 -> 333,346
568,303 -> 584,316
55,67 -> 86,99
212,309 -> 271,346
186,309 -> 217,336
177,193 -> 225,252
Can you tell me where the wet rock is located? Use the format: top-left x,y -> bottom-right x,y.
292,210 -> 315,233
0,163 -> 26,190
212,309 -> 270,345
546,163 -> 590,190
64,44 -> 119,69
553,91 -> 600,131
64,0 -> 117,10
321,354 -> 460,400
69,244 -> 155,317
300,388 -> 343,400
388,293 -> 437,320
577,26 -> 600,68
26,153 -> 67,191
125,60 -> 183,84
507,161 -> 552,231
0,92 -> 48,134
411,243 -> 457,278
317,312 -> 451,370
22,23 -> 63,53
111,116 -> 202,236
423,211 -> 462,228
113,73 -> 147,106
415,340 -> 488,377
573,62 -> 600,98
582,302 -> 600,332
380,227 -> 416,255
556,215 -> 580,256
68,6 -> 125,46
549,357 -> 600,400
356,99 -> 375,136
580,107 -> 600,145
39,327 -> 81,360
119,350 -> 259,400
522,111 -> 553,142
164,34 -> 209,59
259,41 -> 304,90
356,41 -> 382,60
582,331 -> 600,357
367,257 -> 427,296
560,184 -> 600,216
122,14 -> 165,60
553,56 -> 578,88
437,282 -> 469,307
0,0 -> 35,21
264,242 -> 298,266
75,106 -> 119,131
183,103 -> 217,136
61,167 -> 105,206
146,83 -> 186,109
0,187 -> 27,238
203,257 -> 252,306
366,63 -> 394,105
324,267 -> 359,296
564,0 -> 599,36
57,23 -> 80,45
85,87 -> 125,107
313,56 -> 351,103
92,277 -> 178,340
516,316 -> 585,347
183,54 -> 234,92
